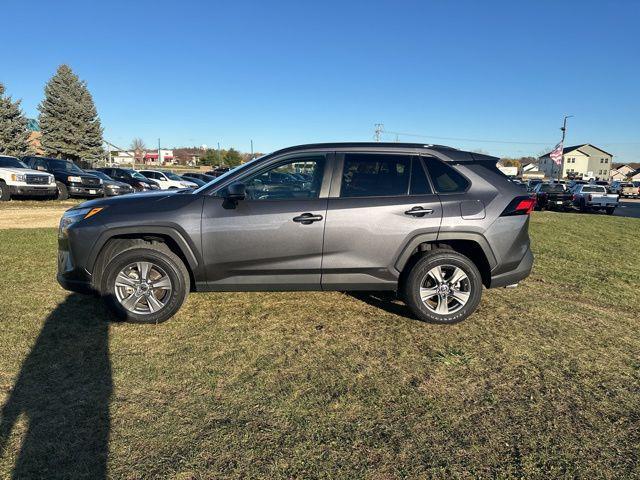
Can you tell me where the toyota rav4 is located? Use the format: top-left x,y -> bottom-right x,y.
57,143 -> 534,324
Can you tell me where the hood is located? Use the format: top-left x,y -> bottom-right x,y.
75,189 -> 187,209
1,167 -> 53,177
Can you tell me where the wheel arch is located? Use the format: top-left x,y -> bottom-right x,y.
396,234 -> 495,289
88,226 -> 200,291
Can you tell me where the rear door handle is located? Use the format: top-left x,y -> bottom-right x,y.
293,213 -> 323,224
404,206 -> 434,217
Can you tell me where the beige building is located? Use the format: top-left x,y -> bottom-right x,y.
539,144 -> 612,180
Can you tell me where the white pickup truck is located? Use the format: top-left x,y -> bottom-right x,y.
571,184 -> 619,214
0,155 -> 56,201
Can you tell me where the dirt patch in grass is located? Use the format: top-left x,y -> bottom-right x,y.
0,212 -> 639,478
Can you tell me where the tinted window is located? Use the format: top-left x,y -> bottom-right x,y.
242,156 -> 325,200
340,154 -> 411,198
540,184 -> 564,192
410,157 -> 433,195
0,157 -> 28,169
425,159 -> 470,193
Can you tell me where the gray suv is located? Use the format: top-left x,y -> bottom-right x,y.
57,143 -> 534,324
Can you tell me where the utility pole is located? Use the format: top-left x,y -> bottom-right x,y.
251,139 -> 254,159
558,115 -> 573,180
374,123 -> 384,142
158,138 -> 161,166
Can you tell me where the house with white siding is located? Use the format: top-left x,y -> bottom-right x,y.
538,144 -> 612,180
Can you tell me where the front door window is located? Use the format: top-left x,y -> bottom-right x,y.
241,156 -> 325,200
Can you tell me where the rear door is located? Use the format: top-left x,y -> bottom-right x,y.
321,152 -> 442,290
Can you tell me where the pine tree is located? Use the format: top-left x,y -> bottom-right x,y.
0,83 -> 32,157
38,65 -> 104,163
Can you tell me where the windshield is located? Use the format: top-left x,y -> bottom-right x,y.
0,157 -> 28,169
49,159 -> 84,173
162,171 -> 183,181
89,171 -> 111,181
193,156 -> 264,194
129,171 -> 148,181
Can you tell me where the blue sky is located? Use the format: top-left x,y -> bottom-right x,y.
1,0 -> 639,161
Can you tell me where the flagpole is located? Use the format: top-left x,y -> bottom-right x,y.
558,115 -> 573,181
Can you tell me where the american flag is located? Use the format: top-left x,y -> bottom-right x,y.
549,142 -> 563,165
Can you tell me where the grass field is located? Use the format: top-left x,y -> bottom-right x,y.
0,212 -> 639,479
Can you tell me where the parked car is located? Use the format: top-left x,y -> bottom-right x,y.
610,181 -> 640,198
57,142 -> 534,325
532,182 -> 573,211
526,179 -> 542,191
96,167 -> 160,192
179,175 -> 207,187
205,166 -> 231,177
23,156 -> 103,199
567,179 -> 588,192
182,172 -> 216,183
0,155 -> 57,201
571,184 -> 619,214
86,170 -> 135,197
590,180 -> 610,187
138,170 -> 198,189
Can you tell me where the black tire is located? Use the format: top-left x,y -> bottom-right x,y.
403,250 -> 483,324
100,243 -> 190,324
0,182 -> 11,201
579,200 -> 589,213
56,181 -> 69,200
606,207 -> 615,215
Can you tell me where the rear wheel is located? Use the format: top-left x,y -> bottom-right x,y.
403,250 -> 483,324
100,244 -> 189,323
0,182 -> 11,201
606,206 -> 615,215
56,181 -> 69,200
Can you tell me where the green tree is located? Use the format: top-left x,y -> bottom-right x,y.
0,83 -> 32,156
38,65 -> 104,163
223,148 -> 242,167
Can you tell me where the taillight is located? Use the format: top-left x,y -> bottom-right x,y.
501,196 -> 536,216
573,194 -> 578,201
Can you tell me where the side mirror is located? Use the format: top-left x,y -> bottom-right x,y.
222,182 -> 246,209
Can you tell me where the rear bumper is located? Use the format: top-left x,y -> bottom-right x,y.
489,248 -> 534,288
9,185 -> 57,196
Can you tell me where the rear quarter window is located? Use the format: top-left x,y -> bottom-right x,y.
424,159 -> 470,193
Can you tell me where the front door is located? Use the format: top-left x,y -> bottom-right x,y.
322,152 -> 443,290
201,154 -> 331,290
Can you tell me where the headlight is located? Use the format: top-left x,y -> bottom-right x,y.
68,176 -> 82,182
59,207 -> 105,238
48,176 -> 55,184
11,173 -> 26,182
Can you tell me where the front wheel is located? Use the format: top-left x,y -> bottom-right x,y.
606,207 -> 616,215
56,181 -> 69,200
0,182 -> 11,201
403,250 -> 483,324
100,243 -> 190,323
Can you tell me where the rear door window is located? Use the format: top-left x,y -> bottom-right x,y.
424,158 -> 470,193
409,157 -> 433,195
340,153 -> 411,198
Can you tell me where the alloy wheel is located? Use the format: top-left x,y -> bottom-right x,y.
114,261 -> 172,314
419,264 -> 471,315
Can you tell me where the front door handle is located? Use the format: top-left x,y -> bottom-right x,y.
293,213 -> 323,225
404,206 -> 434,217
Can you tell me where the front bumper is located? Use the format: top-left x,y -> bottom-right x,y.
9,185 -> 57,196
68,184 -> 104,197
57,243 -> 96,294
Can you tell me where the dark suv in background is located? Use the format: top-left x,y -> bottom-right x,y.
57,143 -> 534,325
96,167 -> 160,191
23,156 -> 103,199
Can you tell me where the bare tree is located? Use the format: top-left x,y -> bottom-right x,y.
130,138 -> 146,163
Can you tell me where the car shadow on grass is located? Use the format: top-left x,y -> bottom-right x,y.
0,293 -> 112,479
347,292 -> 418,320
